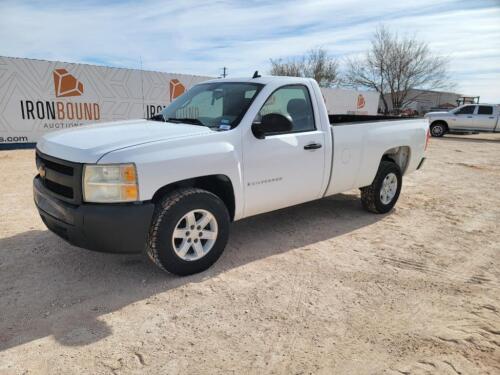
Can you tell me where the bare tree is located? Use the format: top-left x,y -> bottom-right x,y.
269,58 -> 304,78
270,48 -> 339,87
304,48 -> 339,87
344,26 -> 452,113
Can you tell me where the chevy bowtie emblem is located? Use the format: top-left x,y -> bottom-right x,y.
38,164 -> 46,178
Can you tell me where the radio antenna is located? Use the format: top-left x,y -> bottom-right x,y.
140,56 -> 146,118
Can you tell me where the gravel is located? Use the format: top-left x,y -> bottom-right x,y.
1,133 -> 499,374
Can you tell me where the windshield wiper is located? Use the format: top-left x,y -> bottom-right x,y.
166,117 -> 205,126
149,114 -> 165,122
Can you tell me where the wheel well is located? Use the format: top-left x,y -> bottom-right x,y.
152,175 -> 236,221
382,146 -> 410,174
430,120 -> 448,130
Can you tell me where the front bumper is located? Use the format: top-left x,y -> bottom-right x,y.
34,176 -> 154,253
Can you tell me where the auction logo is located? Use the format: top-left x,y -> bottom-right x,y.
20,68 -> 100,125
170,79 -> 185,101
357,94 -> 365,109
146,78 -> 186,118
53,68 -> 84,97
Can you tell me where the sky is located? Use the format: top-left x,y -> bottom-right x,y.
1,0 -> 499,102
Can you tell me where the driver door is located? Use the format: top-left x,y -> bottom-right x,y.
452,105 -> 476,130
242,85 -> 326,217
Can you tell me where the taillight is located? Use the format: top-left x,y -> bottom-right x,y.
425,128 -> 430,151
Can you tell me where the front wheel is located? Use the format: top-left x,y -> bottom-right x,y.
430,122 -> 446,137
360,161 -> 402,214
147,188 -> 230,276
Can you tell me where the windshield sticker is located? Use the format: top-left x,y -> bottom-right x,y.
219,119 -> 231,131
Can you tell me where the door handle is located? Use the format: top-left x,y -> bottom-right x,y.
467,116 -> 473,118
304,143 -> 322,150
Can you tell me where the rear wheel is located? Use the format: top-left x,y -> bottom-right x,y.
360,161 -> 402,214
430,122 -> 447,137
147,188 -> 230,276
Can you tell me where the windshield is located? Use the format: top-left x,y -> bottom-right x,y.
154,82 -> 263,129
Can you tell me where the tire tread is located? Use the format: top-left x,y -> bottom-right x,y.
360,161 -> 401,214
146,187 -> 213,273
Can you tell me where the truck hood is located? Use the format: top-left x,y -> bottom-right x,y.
36,119 -> 212,163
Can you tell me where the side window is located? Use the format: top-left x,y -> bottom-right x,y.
478,106 -> 493,115
456,105 -> 476,115
258,85 -> 315,132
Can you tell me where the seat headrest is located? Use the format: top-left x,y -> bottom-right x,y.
287,99 -> 308,117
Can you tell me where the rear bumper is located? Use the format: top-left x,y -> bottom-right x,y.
417,157 -> 426,170
34,176 -> 154,253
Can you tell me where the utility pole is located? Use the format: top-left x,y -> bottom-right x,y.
221,67 -> 228,78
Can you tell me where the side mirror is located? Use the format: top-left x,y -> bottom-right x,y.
251,113 -> 293,139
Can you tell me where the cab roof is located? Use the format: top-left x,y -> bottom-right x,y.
202,76 -> 314,85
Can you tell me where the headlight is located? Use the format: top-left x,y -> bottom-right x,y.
83,164 -> 138,203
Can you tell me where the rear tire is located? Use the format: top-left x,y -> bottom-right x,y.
146,188 -> 230,276
360,161 -> 402,214
430,122 -> 447,137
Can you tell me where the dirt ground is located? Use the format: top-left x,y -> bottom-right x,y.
0,133 -> 499,374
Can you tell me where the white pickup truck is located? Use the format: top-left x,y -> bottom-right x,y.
34,76 -> 428,275
426,104 -> 500,137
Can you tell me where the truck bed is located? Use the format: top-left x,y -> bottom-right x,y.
329,114 -> 408,124
325,117 -> 428,197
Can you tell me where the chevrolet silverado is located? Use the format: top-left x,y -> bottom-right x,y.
34,76 -> 428,275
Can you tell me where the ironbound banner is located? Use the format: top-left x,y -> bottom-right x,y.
0,56 -> 379,146
0,56 -> 211,145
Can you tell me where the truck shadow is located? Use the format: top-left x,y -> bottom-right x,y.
0,193 -> 382,351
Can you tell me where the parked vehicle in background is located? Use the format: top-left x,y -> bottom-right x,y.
33,76 -> 428,276
399,108 -> 420,117
426,104 -> 500,137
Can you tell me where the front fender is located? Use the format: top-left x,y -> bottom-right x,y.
98,135 -> 244,219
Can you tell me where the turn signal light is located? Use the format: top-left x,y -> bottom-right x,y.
122,164 -> 137,182
122,185 -> 138,201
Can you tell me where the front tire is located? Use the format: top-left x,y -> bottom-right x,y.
360,161 -> 402,214
147,188 -> 230,276
430,122 -> 446,137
